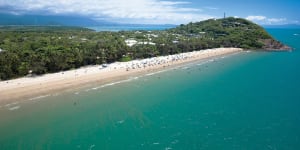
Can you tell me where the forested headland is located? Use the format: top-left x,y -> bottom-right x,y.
0,17 -> 289,80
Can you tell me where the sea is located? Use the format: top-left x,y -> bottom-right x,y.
0,28 -> 300,150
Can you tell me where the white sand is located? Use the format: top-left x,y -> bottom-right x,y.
0,48 -> 242,104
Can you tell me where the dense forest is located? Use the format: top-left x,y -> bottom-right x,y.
0,17 -> 289,80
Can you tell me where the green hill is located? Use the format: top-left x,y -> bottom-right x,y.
169,17 -> 290,50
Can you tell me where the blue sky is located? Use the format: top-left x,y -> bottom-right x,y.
186,0 -> 299,25
0,0 -> 298,25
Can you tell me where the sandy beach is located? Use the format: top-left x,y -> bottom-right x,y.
0,48 -> 242,104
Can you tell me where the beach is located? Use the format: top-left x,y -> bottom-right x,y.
0,48 -> 242,104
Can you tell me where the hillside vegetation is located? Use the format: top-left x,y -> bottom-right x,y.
169,17 -> 288,50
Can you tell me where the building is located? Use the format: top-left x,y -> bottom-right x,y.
125,39 -> 138,47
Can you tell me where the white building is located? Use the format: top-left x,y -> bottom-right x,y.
125,39 -> 138,47
147,34 -> 159,38
125,39 -> 156,47
138,42 -> 156,45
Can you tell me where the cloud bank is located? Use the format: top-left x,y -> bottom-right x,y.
246,15 -> 287,25
0,0 -> 214,24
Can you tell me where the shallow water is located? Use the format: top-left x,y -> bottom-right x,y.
0,29 -> 300,149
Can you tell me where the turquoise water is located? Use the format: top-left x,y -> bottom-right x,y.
0,29 -> 300,149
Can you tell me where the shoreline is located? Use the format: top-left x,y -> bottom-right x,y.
0,48 -> 242,105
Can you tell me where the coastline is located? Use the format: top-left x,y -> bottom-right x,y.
0,48 -> 242,105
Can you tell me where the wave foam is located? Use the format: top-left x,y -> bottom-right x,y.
5,102 -> 19,107
8,105 -> 20,111
88,144 -> 95,150
117,120 -> 125,124
196,61 -> 209,66
90,78 -> 136,91
146,73 -> 156,76
28,94 -> 50,101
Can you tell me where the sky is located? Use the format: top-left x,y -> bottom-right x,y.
0,0 -> 299,25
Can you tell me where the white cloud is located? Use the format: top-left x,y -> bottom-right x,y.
246,15 -> 287,25
0,0 -> 214,24
159,1 -> 190,5
204,6 -> 219,10
246,15 -> 266,21
267,18 -> 286,23
293,20 -> 299,24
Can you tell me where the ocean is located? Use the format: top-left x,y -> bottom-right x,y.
0,28 -> 300,149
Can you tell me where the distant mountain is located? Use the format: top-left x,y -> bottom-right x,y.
0,13 -> 110,26
0,13 -> 177,30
